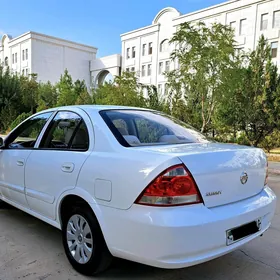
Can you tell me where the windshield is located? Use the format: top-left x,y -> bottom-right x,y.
100,110 -> 210,147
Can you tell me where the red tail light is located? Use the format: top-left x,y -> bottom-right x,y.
135,164 -> 203,206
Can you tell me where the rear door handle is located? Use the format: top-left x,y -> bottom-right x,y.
61,163 -> 75,173
16,159 -> 25,166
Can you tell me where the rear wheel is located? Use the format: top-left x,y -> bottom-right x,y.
62,204 -> 112,275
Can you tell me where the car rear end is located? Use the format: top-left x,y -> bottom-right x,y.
95,109 -> 277,268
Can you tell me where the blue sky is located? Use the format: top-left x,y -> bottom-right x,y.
0,0 -> 224,57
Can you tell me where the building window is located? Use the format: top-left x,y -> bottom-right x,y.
239,19 -> 247,36
160,39 -> 169,52
164,84 -> 168,95
26,68 -> 29,76
131,67 -> 135,72
126,68 -> 130,72
4,57 -> 8,66
22,69 -> 25,76
22,49 -> 25,61
261,13 -> 268,31
141,65 -> 146,76
273,11 -> 280,28
159,62 -> 163,74
15,53 -> 17,63
142,44 -> 146,56
158,84 -> 163,95
126,48 -> 130,59
12,54 -> 15,64
147,64 -> 152,76
132,47 -> 136,58
26,49 -> 28,60
148,42 -> 153,55
271,42 -> 278,58
230,21 -> 236,33
165,60 -> 170,72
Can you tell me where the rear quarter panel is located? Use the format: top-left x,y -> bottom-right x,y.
76,149 -> 180,210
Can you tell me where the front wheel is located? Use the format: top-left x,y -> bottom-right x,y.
62,205 -> 112,275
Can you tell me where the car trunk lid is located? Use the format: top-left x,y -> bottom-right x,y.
140,143 -> 267,208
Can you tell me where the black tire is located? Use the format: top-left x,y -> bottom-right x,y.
62,203 -> 112,275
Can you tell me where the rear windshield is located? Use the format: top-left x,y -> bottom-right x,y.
100,110 -> 210,147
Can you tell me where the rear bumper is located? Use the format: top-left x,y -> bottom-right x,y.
95,186 -> 277,269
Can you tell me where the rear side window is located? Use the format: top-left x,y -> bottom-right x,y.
40,111 -> 89,151
100,110 -> 209,147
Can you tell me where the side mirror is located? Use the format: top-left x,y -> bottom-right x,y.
0,137 -> 4,148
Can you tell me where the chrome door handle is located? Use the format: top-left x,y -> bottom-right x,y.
61,163 -> 74,173
16,159 -> 25,166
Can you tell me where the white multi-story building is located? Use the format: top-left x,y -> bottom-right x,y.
118,0 -> 280,95
0,31 -> 97,87
1,0 -> 279,92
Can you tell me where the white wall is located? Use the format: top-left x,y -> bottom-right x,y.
32,37 -> 96,87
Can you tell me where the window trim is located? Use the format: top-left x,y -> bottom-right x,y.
38,110 -> 90,152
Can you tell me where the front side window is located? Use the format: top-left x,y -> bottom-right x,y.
100,110 -> 209,147
132,47 -> 136,58
40,111 -> 89,150
6,112 -> 53,149
126,48 -> 130,59
26,49 -> 28,60
15,53 -> 17,63
22,49 -> 25,61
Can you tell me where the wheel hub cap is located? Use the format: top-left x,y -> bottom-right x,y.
66,214 -> 93,264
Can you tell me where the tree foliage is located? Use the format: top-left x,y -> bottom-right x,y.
166,22 -> 238,133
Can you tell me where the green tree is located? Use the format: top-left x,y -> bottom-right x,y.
166,21 -> 238,133
37,81 -> 58,111
93,71 -> 146,107
74,80 -> 92,105
20,73 -> 39,114
56,69 -> 78,106
218,35 -> 280,146
0,66 -> 23,131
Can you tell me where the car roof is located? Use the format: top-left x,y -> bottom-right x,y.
39,105 -> 153,114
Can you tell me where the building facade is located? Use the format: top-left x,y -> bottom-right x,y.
0,32 -> 97,87
120,0 -> 280,95
1,0 -> 279,92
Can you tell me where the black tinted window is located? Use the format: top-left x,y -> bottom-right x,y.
40,111 -> 89,150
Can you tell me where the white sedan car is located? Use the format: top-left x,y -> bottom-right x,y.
0,105 -> 276,275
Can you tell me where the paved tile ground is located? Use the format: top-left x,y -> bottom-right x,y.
0,176 -> 279,280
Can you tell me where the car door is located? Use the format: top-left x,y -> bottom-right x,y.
24,109 -> 92,220
0,112 -> 53,208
